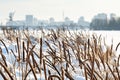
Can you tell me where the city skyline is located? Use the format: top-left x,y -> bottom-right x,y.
1,0 -> 120,24
5,12 -> 120,30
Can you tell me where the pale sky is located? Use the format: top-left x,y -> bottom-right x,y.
0,0 -> 120,23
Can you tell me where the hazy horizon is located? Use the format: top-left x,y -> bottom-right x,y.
1,0 -> 120,24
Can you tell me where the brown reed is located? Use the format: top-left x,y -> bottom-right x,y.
0,61 -> 13,80
0,28 -> 120,80
0,69 -> 8,80
0,47 -> 8,67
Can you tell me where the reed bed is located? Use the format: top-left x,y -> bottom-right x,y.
0,28 -> 120,80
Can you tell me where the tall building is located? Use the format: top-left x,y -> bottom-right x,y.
25,15 -> 33,26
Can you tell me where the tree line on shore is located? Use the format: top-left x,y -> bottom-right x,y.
90,16 -> 120,30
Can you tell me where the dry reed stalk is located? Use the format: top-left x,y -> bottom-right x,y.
106,62 -> 117,80
48,75 -> 61,80
26,45 -> 35,62
45,55 -> 61,76
24,32 -> 32,45
34,59 -> 41,73
0,61 -> 13,80
64,69 -> 74,80
66,63 -> 69,73
91,48 -> 95,80
93,70 -> 103,80
46,51 -> 57,65
22,62 -> 25,80
98,35 -> 102,44
117,55 -> 120,66
116,42 -> 120,51
25,44 -> 36,79
32,51 -> 40,59
70,45 -> 77,60
87,39 -> 91,60
22,41 -> 29,78
40,38 -> 43,65
10,49 -> 17,58
84,43 -> 87,59
46,41 -> 60,65
24,69 -> 32,80
0,48 -> 7,67
110,43 -> 113,57
98,51 -> 106,70
84,59 -> 102,80
48,70 -> 51,79
116,67 -> 120,80
43,59 -> 47,80
0,40 -> 9,54
105,48 -> 109,63
15,45 -> 17,53
16,37 -> 20,61
77,51 -> 84,69
66,50 -> 72,67
62,41 -> 68,63
58,41 -> 63,63
94,59 -> 100,72
44,56 -> 54,67
31,50 -> 36,68
16,37 -> 22,80
61,67 -> 64,80
51,29 -> 57,40
0,69 -> 8,80
105,72 -> 108,80
27,41 -> 29,56
45,41 -> 54,53
92,35 -> 97,54
22,42 -> 25,62
84,65 -> 88,80
28,58 -> 37,80
86,64 -> 97,80
39,37 -> 43,79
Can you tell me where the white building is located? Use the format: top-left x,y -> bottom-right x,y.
25,15 -> 33,26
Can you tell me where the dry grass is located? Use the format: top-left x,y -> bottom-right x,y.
0,28 -> 119,80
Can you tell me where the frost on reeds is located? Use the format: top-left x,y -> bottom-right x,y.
0,28 -> 120,80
